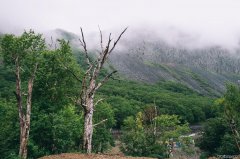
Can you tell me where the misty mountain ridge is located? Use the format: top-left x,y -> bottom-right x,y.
112,41 -> 240,96
2,28 -> 240,96
49,28 -> 240,96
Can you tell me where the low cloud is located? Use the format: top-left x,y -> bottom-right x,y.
1,0 -> 240,49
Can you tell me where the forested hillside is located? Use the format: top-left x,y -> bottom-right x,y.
110,40 -> 240,96
52,29 -> 240,96
2,0 -> 240,158
0,30 -> 240,159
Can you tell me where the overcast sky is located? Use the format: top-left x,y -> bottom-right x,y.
1,0 -> 240,48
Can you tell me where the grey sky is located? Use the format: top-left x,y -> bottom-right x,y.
1,0 -> 240,48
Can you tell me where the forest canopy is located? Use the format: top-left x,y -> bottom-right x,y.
0,30 -> 239,158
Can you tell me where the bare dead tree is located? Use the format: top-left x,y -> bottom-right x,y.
77,27 -> 127,153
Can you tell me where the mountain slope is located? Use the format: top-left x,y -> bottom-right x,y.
110,40 -> 240,96
50,29 -> 240,96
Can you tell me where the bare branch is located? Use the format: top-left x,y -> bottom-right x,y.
94,98 -> 104,106
99,33 -> 112,69
94,70 -> 117,91
109,27 -> 128,54
79,38 -> 83,46
80,28 -> 87,49
75,98 -> 81,105
98,25 -> 104,53
96,28 -> 127,72
93,119 -> 108,127
80,27 -> 91,67
80,64 -> 93,105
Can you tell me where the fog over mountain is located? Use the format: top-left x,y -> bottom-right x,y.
40,27 -> 240,97
1,0 -> 240,49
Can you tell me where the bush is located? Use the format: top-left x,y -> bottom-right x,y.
121,111 -> 190,158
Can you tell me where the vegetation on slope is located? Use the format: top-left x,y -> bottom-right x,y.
1,30 -> 239,159
0,39 -> 215,159
197,84 -> 240,158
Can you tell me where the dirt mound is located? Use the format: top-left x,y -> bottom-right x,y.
39,153 -> 156,159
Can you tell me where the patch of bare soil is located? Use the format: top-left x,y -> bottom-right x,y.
39,153 -> 156,159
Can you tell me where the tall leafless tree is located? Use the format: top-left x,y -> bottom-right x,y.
77,27 -> 127,153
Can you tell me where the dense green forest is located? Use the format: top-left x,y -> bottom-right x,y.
0,31 -> 239,158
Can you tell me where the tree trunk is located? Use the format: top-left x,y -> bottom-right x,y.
15,57 -> 27,159
83,109 -> 93,153
16,58 -> 36,159
19,124 -> 29,159
18,78 -> 34,159
83,96 -> 94,153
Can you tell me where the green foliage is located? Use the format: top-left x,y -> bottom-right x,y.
99,80 -> 215,127
52,105 -> 83,153
198,118 -> 227,155
0,100 -> 19,158
0,33 -> 117,158
92,102 -> 115,153
121,114 -> 163,157
105,96 -> 141,128
180,136 -> 196,155
1,30 -> 45,69
0,30 -> 46,101
158,81 -> 195,95
27,40 -> 83,157
121,111 -> 190,158
0,31 -> 216,158
26,105 -> 83,158
223,84 -> 240,123
155,115 -> 190,140
33,39 -> 81,112
198,84 -> 240,156
0,31 -> 47,159
216,133 -> 239,155
0,33 -> 83,158
198,117 -> 239,156
0,66 -> 15,99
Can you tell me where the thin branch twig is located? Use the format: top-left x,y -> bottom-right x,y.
80,27 -> 91,67
93,119 -> 108,127
94,70 -> 117,92
108,27 -> 128,54
95,98 -> 104,106
98,25 -> 104,53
